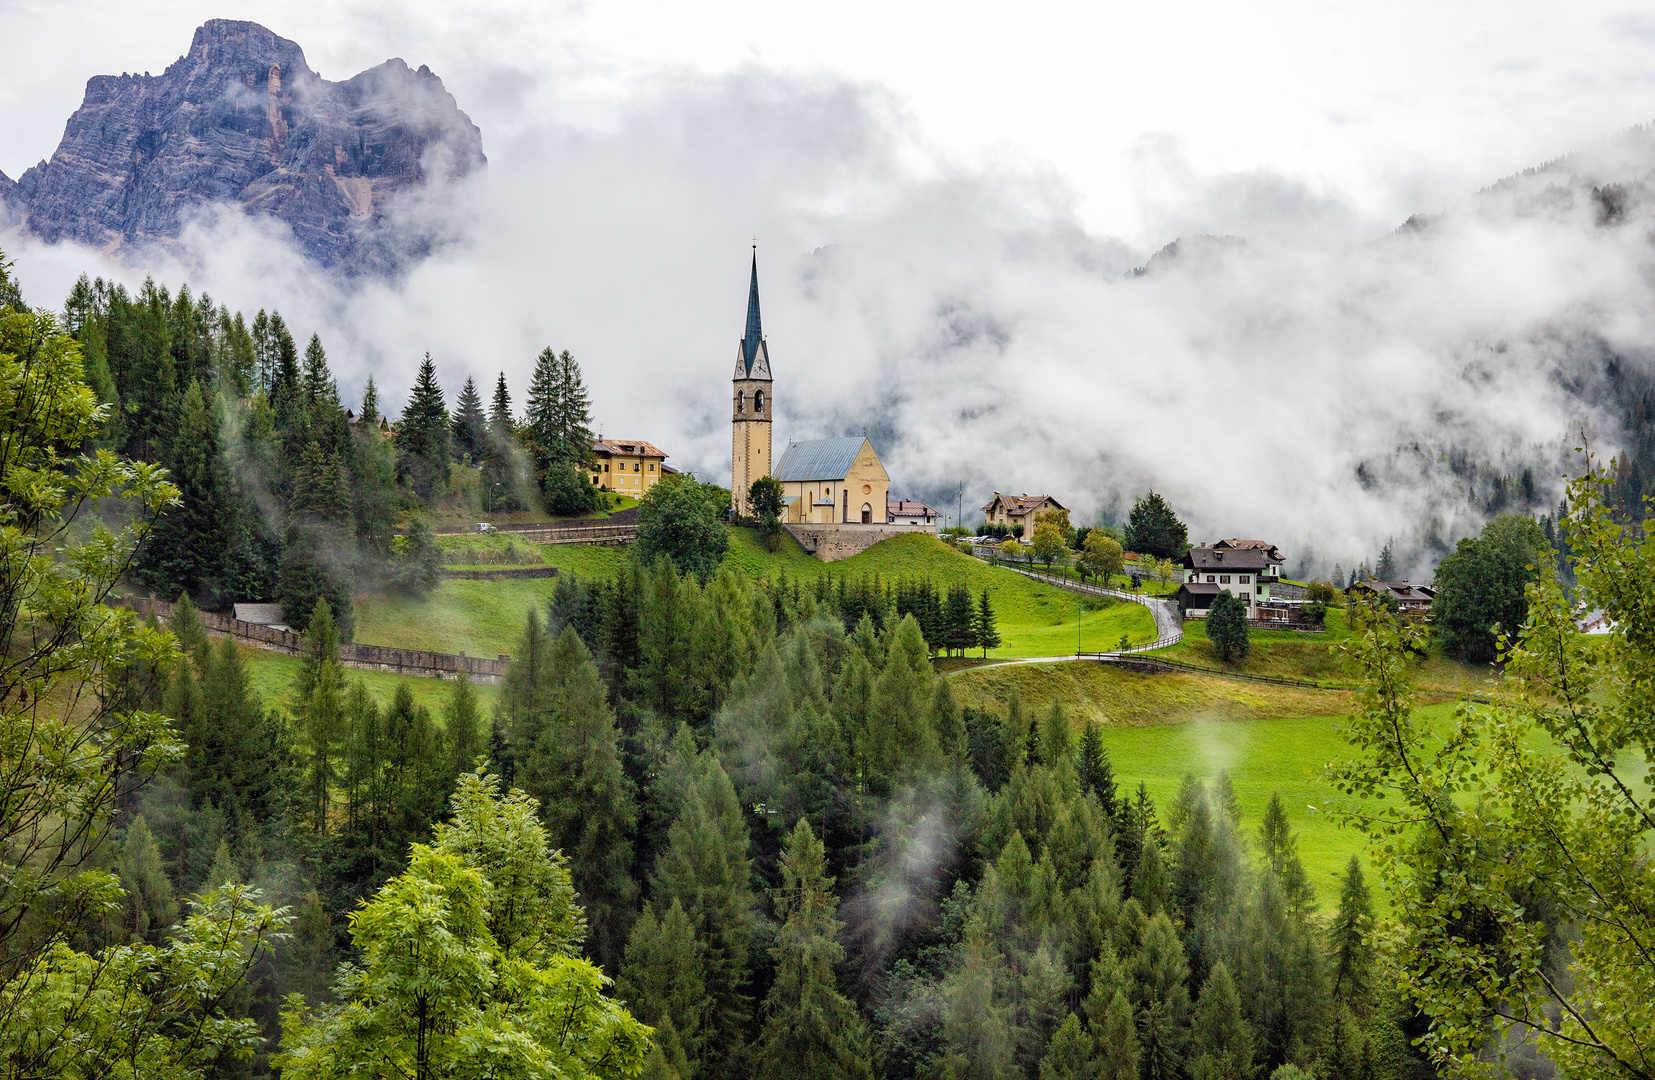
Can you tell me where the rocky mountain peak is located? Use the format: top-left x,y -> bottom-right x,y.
3,19 -> 485,271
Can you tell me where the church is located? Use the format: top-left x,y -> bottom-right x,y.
730,251 -> 891,525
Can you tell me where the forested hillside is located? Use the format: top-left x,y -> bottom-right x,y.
0,247 -> 1439,1080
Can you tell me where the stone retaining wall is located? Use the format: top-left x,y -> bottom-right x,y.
115,596 -> 509,683
782,522 -> 936,563
440,566 -> 559,580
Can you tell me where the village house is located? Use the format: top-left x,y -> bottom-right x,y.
1176,541 -> 1286,616
774,437 -> 891,524
590,437 -> 669,495
1346,580 -> 1436,615
981,492 -> 1065,532
888,500 -> 941,529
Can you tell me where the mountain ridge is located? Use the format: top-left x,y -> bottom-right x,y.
1,19 -> 484,271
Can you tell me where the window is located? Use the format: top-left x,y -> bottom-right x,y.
1240,575 -> 1250,584
1206,575 -> 1215,583
1256,586 -> 1263,595
648,463 -> 655,472
634,463 -> 641,471
755,390 -> 765,412
1241,594 -> 1252,605
1219,575 -> 1231,584
737,391 -> 745,413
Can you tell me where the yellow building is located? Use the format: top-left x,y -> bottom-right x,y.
591,437 -> 669,494
730,249 -> 773,517
775,437 -> 890,524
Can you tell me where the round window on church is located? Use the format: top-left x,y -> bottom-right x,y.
862,484 -> 872,495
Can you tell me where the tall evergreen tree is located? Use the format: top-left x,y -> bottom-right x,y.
1328,856 -> 1372,1010
754,818 -> 873,1080
1038,1014 -> 1094,1080
1075,720 -> 1117,817
295,599 -> 346,833
1093,991 -> 1140,1080
397,352 -> 450,499
134,380 -> 237,606
444,674 -> 482,777
650,752 -> 757,1070
489,371 -> 513,432
973,590 -> 1001,658
620,900 -> 708,1080
1189,962 -> 1253,1080
451,375 -> 487,461
510,627 -> 639,966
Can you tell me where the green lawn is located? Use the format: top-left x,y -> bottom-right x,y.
352,529 -> 1157,660
950,658 -> 1360,728
241,645 -> 499,722
1093,709 -> 1434,902
1153,610 -> 1504,697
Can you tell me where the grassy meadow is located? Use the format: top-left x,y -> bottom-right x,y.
241,644 -> 499,721
351,528 -> 1158,660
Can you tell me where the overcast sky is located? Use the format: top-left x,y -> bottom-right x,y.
7,0 -> 1655,244
4,1 -> 1655,570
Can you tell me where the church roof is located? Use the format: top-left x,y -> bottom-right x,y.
774,437 -> 871,482
739,250 -> 763,376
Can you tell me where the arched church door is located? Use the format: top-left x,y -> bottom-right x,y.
861,504 -> 872,524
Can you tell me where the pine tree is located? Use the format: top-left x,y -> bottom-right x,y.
1093,991 -> 1140,1080
1329,856 -> 1373,1010
1038,1013 -> 1094,1080
650,752 -> 756,1069
397,352 -> 451,499
553,349 -> 594,467
1374,538 -> 1397,581
944,584 -> 975,657
619,900 -> 708,1078
296,599 -> 345,832
489,372 -> 513,432
511,627 -> 639,967
525,346 -> 560,471
973,589 -> 1001,658
445,674 -> 482,776
1189,962 -> 1253,1080
134,380 -> 238,606
451,375 -> 487,461
1075,721 -> 1117,817
754,818 -> 873,1080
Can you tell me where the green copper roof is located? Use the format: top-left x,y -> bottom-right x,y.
741,251 -> 762,374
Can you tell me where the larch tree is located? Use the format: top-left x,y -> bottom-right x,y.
754,818 -> 873,1080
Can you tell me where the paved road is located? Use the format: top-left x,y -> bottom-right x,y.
946,563 -> 1185,673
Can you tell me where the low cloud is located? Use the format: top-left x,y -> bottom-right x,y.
8,66 -> 1655,579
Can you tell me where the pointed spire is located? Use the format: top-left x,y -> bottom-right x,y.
741,246 -> 763,374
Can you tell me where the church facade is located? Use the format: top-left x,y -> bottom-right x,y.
730,252 -> 906,554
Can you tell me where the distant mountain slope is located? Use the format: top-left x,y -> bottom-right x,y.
2,19 -> 484,271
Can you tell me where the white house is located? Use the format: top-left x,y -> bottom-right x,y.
887,499 -> 941,529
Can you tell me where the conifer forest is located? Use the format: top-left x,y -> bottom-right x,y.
5,247 -> 1655,1080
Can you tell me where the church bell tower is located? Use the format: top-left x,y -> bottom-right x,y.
731,248 -> 773,518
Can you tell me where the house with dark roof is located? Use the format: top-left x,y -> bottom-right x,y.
1346,580 -> 1435,615
590,437 -> 669,495
981,492 -> 1065,532
887,500 -> 941,528
1178,543 -> 1287,614
774,436 -> 890,524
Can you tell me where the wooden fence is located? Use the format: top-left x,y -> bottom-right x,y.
115,596 -> 511,684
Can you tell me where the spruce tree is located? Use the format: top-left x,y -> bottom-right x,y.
974,589 -> 1001,657
451,374 -> 487,461
1189,962 -> 1253,1080
943,584 -> 975,657
1206,591 -> 1250,663
397,352 -> 451,499
553,349 -> 594,466
1076,721 -> 1117,817
525,346 -> 560,471
445,674 -> 482,776
135,380 -> 237,605
619,900 -> 708,1078
754,818 -> 872,1080
295,598 -> 345,832
650,752 -> 757,1069
1093,991 -> 1141,1080
512,627 -> 639,966
489,372 -> 513,432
